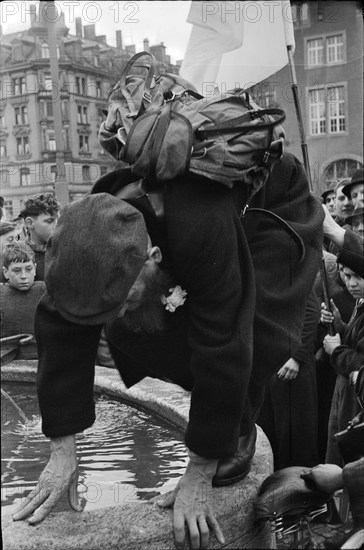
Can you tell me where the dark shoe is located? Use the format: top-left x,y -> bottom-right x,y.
212,425 -> 257,487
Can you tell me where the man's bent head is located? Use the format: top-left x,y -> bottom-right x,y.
45,193 -> 149,325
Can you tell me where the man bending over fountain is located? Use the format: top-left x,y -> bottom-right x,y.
13,154 -> 323,549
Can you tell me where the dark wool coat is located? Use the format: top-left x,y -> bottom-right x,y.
326,300 -> 364,465
35,153 -> 323,458
257,291 -> 320,470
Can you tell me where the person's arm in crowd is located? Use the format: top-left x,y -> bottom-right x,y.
330,330 -> 364,378
322,204 -> 364,277
301,464 -> 344,493
320,299 -> 347,336
277,291 -> 319,380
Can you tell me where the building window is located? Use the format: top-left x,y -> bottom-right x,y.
94,55 -> 99,67
328,86 -> 346,133
77,105 -> 88,124
63,127 -> 70,150
44,76 -> 53,91
309,85 -> 346,135
309,89 -> 326,135
307,38 -> 324,66
48,134 -> 56,151
0,112 -> 6,128
16,136 -> 30,155
96,81 -> 102,98
43,129 -> 56,151
22,106 -> 28,124
12,77 -> 26,95
100,166 -> 108,176
323,160 -> 362,182
50,165 -> 57,182
82,165 -> 90,180
41,43 -> 50,58
0,169 -> 9,184
15,106 -> 21,125
3,200 -> 13,217
20,167 -> 31,186
250,84 -> 277,109
61,101 -> 69,120
76,77 -> 86,96
292,2 -> 309,27
46,102 -> 53,117
327,35 -> 344,64
15,105 -> 28,125
0,142 -> 7,157
79,135 -> 89,153
307,33 -> 345,67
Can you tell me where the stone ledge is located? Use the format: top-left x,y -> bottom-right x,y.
1,361 -> 274,549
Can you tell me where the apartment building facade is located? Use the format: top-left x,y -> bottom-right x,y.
251,0 -> 363,194
0,5 -> 178,217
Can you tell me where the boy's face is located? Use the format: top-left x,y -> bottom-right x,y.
336,186 -> 353,220
324,192 -> 336,215
26,212 -> 59,245
343,267 -> 364,300
3,261 -> 36,291
0,229 -> 20,255
352,215 -> 364,238
350,183 -> 364,208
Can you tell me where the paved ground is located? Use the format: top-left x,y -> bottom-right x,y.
276,508 -> 354,549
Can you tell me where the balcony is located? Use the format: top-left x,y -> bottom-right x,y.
41,150 -> 72,162
41,151 -> 56,161
37,86 -> 70,101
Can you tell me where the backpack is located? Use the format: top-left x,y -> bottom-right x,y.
99,51 -> 286,195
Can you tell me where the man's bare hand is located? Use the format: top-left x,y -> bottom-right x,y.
156,453 -> 225,549
320,300 -> 343,333
301,464 -> 343,493
323,333 -> 341,356
277,358 -> 300,381
322,204 -> 345,247
12,435 -> 81,524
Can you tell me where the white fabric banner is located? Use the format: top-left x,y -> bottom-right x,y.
180,1 -> 295,96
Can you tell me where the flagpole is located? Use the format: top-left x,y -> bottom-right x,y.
286,45 -> 313,192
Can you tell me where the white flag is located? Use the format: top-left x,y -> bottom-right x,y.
180,1 -> 295,96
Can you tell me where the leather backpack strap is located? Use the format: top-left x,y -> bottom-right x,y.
242,206 -> 306,263
116,51 -> 157,116
196,108 -> 286,140
114,179 -> 165,221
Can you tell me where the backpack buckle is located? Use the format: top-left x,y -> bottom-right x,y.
240,204 -> 249,218
249,109 -> 261,120
263,151 -> 271,164
163,90 -> 175,102
143,91 -> 152,103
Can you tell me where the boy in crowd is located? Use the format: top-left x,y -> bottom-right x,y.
1,243 -> 46,359
345,205 -> 364,240
321,181 -> 337,219
19,193 -> 60,280
321,265 -> 364,465
342,168 -> 364,209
